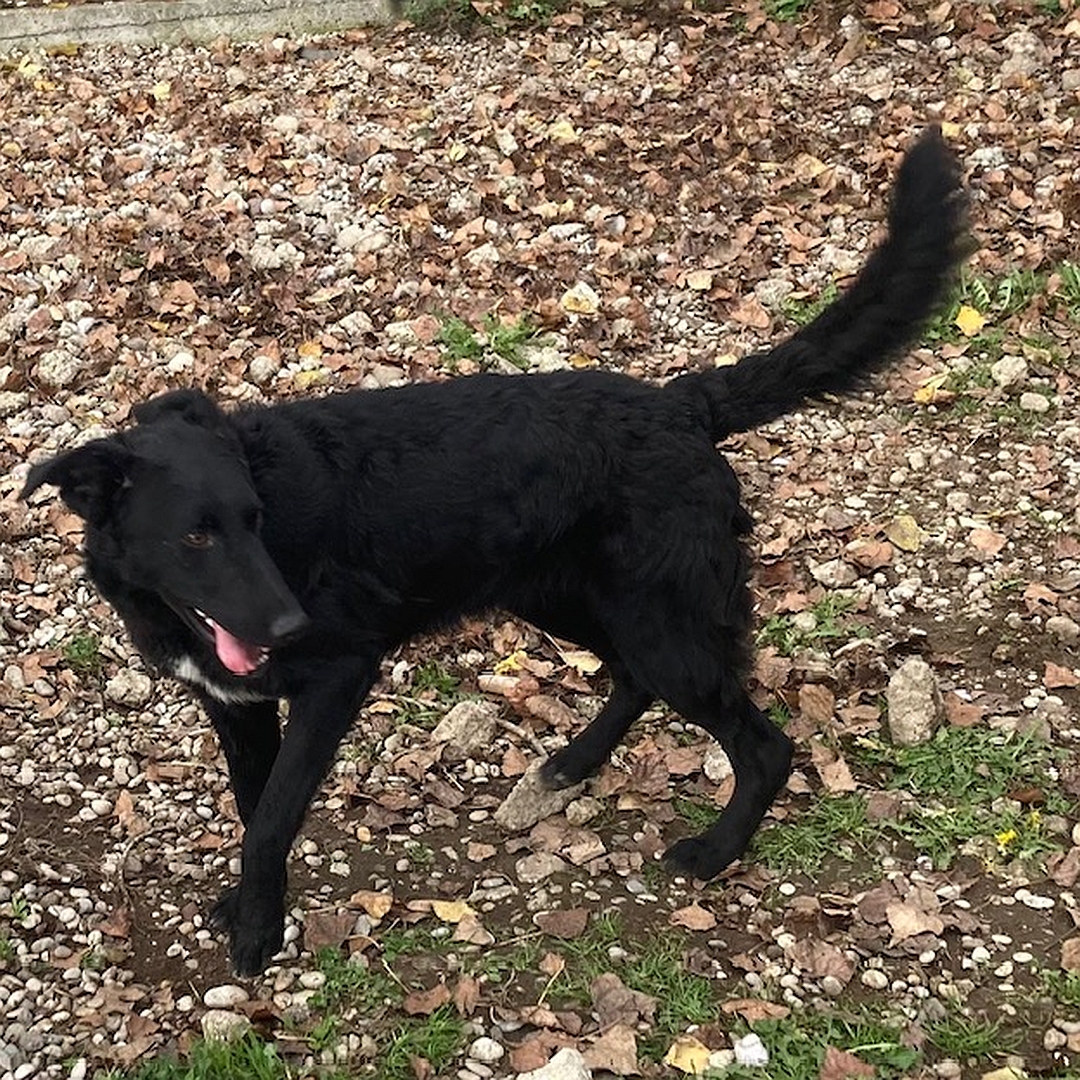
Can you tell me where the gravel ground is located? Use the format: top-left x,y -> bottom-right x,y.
1,2 -> 1079,1078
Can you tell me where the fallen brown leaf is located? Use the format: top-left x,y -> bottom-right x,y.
799,683 -> 836,728
348,889 -> 393,920
886,902 -> 944,944
453,975 -> 481,1016
403,983 -> 451,1016
721,997 -> 790,1022
820,1045 -> 875,1080
584,1024 -> 640,1076
810,740 -> 858,794
304,910 -> 357,953
1045,662 -> 1080,689
670,903 -> 718,931
535,909 -> 590,938
1062,937 -> 1080,972
590,972 -> 656,1027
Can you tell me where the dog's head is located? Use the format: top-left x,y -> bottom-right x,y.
23,389 -> 310,676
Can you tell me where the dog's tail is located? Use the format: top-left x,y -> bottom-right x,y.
677,128 -> 969,440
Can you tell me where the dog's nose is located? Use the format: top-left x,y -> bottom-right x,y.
269,609 -> 310,642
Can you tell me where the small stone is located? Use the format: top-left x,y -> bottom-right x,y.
989,355 -> 1027,389
494,767 -> 583,832
861,969 -> 888,990
564,796 -> 603,826
468,1037 -> 505,1063
1001,28 -> 1048,77
248,354 -> 281,385
515,852 -> 567,884
431,700 -> 499,755
733,1032 -> 769,1067
809,558 -> 858,588
105,669 -> 153,708
886,657 -> 944,746
1064,69 -> 1080,92
517,1047 -> 590,1080
1046,615 -> 1080,643
36,347 -> 85,388
201,1009 -> 251,1041
1019,391 -> 1050,413
299,971 -> 326,990
203,984 -> 250,1009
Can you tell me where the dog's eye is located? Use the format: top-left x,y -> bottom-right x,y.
183,531 -> 213,549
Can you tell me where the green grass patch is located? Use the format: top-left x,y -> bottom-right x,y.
436,312 -> 545,371
725,1009 -> 919,1079
763,0 -> 814,20
855,727 -> 1068,811
756,593 -> 867,657
755,727 -> 1074,875
311,947 -> 401,1013
377,1006 -> 465,1080
62,631 -> 103,680
752,793 -> 871,874
926,1010 -> 1020,1061
673,796 -> 722,834
411,660 -> 460,697
1056,260 -> 1080,319
781,281 -> 839,326
121,1033 -> 290,1080
1039,970 -> 1080,1010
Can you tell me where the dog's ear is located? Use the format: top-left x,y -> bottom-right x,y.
132,389 -> 225,430
21,440 -> 134,525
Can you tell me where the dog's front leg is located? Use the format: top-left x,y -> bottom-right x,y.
210,659 -> 379,976
200,697 -> 281,826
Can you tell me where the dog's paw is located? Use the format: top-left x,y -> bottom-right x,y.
663,836 -> 736,881
539,749 -> 594,790
208,885 -> 284,977
230,916 -> 285,978
208,886 -> 241,933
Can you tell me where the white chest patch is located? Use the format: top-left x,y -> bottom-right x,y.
172,656 -> 274,705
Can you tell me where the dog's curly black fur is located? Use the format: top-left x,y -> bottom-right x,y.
23,130 -> 968,975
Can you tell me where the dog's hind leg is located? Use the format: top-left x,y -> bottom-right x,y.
664,690 -> 793,880
540,663 -> 652,789
200,697 -> 281,826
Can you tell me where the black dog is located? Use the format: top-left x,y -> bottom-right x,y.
23,130 -> 967,975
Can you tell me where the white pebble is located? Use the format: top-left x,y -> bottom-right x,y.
203,984 -> 250,1008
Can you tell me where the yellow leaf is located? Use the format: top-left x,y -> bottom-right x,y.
297,339 -> 323,359
348,889 -> 393,920
560,282 -> 600,315
494,649 -> 527,675
568,353 -> 596,368
151,80 -> 171,102
954,304 -> 986,337
548,119 -> 578,143
17,57 -> 42,79
884,513 -> 924,552
686,269 -> 714,292
446,142 -> 468,162
293,369 -> 325,390
663,1035 -> 712,1075
913,371 -> 950,404
940,120 -> 962,139
431,899 -> 475,923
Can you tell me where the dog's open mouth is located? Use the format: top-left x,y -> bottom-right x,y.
192,608 -> 270,676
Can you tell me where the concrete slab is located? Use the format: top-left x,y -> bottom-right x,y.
0,0 -> 395,53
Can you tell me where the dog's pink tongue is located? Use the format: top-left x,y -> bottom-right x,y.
210,620 -> 263,675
